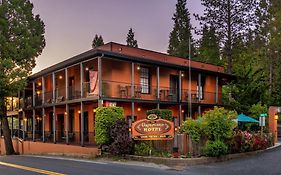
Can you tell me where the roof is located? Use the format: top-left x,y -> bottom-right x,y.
30,42 -> 234,80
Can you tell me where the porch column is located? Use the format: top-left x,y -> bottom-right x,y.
52,72 -> 56,103
32,81 -> 36,141
198,105 -> 202,117
198,73 -> 201,101
98,56 -> 103,107
80,102 -> 84,147
32,109 -> 35,141
42,76 -> 45,104
80,63 -> 84,98
42,108 -> 45,142
65,68 -> 68,100
66,104 -> 69,145
23,111 -> 26,140
53,106 -> 56,143
215,76 -> 219,104
157,66 -> 160,109
179,71 -> 182,102
179,104 -> 182,126
131,62 -> 135,121
11,115 -> 13,137
131,62 -> 135,98
18,91 -> 20,138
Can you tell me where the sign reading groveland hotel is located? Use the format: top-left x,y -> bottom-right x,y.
131,114 -> 175,140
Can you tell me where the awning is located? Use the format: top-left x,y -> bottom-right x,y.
237,114 -> 259,123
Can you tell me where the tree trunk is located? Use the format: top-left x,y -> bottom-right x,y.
1,102 -> 15,155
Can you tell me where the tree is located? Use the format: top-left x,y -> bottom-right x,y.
0,0 -> 45,155
126,28 -> 138,48
92,34 -> 104,48
196,25 -> 222,65
168,0 -> 194,58
196,0 -> 258,74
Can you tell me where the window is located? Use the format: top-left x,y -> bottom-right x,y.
140,67 -> 150,94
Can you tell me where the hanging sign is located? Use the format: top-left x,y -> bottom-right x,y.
131,114 -> 174,140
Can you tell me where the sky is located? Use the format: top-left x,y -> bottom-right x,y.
30,0 -> 204,73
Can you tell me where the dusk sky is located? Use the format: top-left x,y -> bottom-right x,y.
30,0 -> 204,73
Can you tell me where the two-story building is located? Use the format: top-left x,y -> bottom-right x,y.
3,42 -> 232,149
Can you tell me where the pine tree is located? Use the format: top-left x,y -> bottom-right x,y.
126,28 -> 138,48
196,25 -> 221,65
0,0 -> 45,154
168,0 -> 194,58
92,34 -> 104,48
196,0 -> 258,74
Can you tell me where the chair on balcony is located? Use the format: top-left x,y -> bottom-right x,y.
56,96 -> 64,103
119,85 -> 127,98
134,86 -> 142,98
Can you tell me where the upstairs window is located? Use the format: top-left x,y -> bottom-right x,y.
140,67 -> 150,94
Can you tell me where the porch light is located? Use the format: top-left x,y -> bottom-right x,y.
64,112 -> 67,115
137,65 -> 140,70
58,75 -> 63,79
93,109 -> 96,113
181,110 -> 184,113
36,90 -> 41,95
137,107 -> 141,112
85,67 -> 89,71
38,82 -> 42,86
181,73 -> 184,77
275,114 -> 279,120
78,110 -> 81,114
24,118 -> 27,122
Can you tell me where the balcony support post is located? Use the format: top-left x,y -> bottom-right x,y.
131,62 -> 134,98
32,109 -> 35,142
65,68 -> 68,100
66,104 -> 69,145
179,71 -> 182,102
80,102 -> 84,147
215,76 -> 219,104
157,66 -> 160,109
52,72 -> 56,103
98,56 -> 103,107
80,63 -> 84,98
33,82 -> 35,107
42,108 -> 45,142
42,76 -> 45,105
131,102 -> 135,122
17,91 -> 20,138
179,104 -> 182,126
198,73 -> 201,101
53,106 -> 56,144
23,111 -> 26,140
198,105 -> 202,117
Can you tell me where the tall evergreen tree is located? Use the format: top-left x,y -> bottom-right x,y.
196,25 -> 222,65
196,0 -> 258,74
92,34 -> 104,48
126,28 -> 138,48
168,0 -> 194,58
0,0 -> 45,154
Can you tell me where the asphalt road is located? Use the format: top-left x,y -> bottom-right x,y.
0,146 -> 281,175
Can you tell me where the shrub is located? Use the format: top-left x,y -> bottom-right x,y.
108,119 -> 133,155
203,107 -> 236,141
95,107 -> 124,145
134,142 -> 152,156
180,118 -> 205,143
146,109 -> 173,121
203,140 -> 228,157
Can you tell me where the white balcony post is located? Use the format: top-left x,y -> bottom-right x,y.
157,66 -> 160,109
52,72 -> 56,103
80,63 -> 84,98
65,68 -> 68,100
98,56 -> 102,107
42,108 -> 45,142
32,109 -> 35,141
42,76 -> 45,104
53,106 -> 56,143
66,104 -> 69,145
80,102 -> 84,147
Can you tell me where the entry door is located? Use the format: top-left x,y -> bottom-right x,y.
68,77 -> 74,99
79,112 -> 89,142
170,75 -> 179,101
57,114 -> 64,139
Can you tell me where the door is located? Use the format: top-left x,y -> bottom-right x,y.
57,114 -> 64,141
170,75 -> 179,101
69,77 -> 74,100
79,112 -> 89,142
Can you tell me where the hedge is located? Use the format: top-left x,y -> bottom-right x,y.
95,107 -> 124,145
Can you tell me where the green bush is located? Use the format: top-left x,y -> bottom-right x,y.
134,142 -> 152,156
180,118 -> 205,143
95,107 -> 124,145
203,140 -> 228,157
146,109 -> 173,121
203,107 -> 236,141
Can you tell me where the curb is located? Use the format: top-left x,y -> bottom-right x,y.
124,142 -> 281,169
